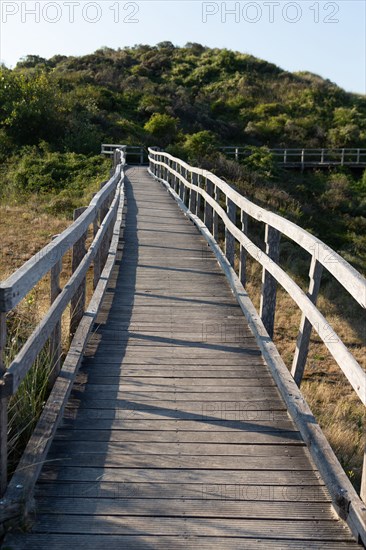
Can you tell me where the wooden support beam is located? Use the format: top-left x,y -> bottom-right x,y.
213,186 -> 220,241
239,211 -> 248,287
48,235 -> 62,390
0,312 -> 7,497
189,172 -> 197,214
259,225 -> 280,339
291,257 -> 323,386
225,198 -> 236,267
196,174 -> 201,218
204,178 -> 213,233
70,208 -> 87,339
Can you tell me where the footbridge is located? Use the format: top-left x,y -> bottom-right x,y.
1,146 -> 366,548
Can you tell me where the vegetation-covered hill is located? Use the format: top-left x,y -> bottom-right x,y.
1,42 -> 366,155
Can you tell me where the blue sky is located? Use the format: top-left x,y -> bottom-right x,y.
0,0 -> 365,94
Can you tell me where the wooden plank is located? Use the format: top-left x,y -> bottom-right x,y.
5,534 -> 358,550
22,515 -> 356,539
54,429 -> 303,445
35,497 -> 335,519
39,466 -> 324,485
35,480 -> 329,501
43,454 -> 313,470
48,441 -> 308,457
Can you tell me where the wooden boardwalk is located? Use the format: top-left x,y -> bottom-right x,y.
4,167 -> 359,548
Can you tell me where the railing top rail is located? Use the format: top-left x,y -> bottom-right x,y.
148,148 -> 366,309
0,152 -> 126,312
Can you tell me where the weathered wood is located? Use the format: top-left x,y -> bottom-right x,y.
291,257 -> 323,385
70,208 -> 87,338
225,198 -> 236,267
259,225 -> 281,338
48,235 -> 62,390
0,181 -> 124,527
239,210 -> 248,286
0,312 -> 7,496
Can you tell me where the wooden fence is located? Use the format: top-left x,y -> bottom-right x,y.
148,147 -> 366,538
0,149 -> 126,514
220,146 -> 366,167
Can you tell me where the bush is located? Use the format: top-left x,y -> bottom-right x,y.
144,113 -> 179,147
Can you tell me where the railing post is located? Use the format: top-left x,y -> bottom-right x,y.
361,453 -> 366,503
341,148 -> 345,166
357,148 -> 360,164
93,195 -> 101,290
70,207 -> 87,339
189,172 -> 197,214
196,174 -> 202,217
204,177 -> 213,233
0,311 -> 7,496
213,185 -> 220,241
301,149 -> 305,171
239,211 -> 248,286
321,149 -> 325,163
225,198 -> 236,267
284,149 -> 287,164
235,148 -> 239,162
291,257 -> 323,386
48,235 -> 62,390
181,166 -> 187,204
259,225 -> 281,338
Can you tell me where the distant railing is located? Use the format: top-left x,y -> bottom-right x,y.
148,147 -> 366,541
220,147 -> 366,167
0,149 -> 126,505
102,144 -> 147,165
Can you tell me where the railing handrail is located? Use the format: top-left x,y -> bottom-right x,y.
219,146 -> 366,165
0,148 -> 126,500
148,147 -> 366,544
148,148 -> 365,308
0,156 -> 125,313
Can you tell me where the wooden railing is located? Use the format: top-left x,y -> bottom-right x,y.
0,149 -> 126,510
102,143 -> 147,164
220,146 -> 366,167
148,147 -> 366,541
